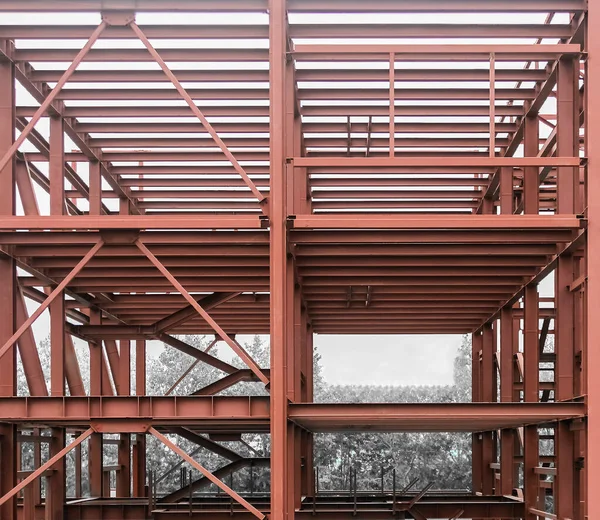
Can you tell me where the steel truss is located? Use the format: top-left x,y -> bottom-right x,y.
0,0 -> 596,519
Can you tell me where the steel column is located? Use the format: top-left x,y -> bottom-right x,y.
117,340 -> 131,497
555,53 -> 579,520
472,332 -> 483,494
481,325 -> 495,495
587,2 -> 599,518
270,2 -> 290,520
500,307 -> 515,494
523,283 -> 539,519
523,115 -> 539,215
48,429 -> 66,520
88,310 -> 103,498
0,42 -> 17,520
133,339 -> 146,498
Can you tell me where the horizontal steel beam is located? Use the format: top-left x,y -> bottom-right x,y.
0,216 -> 266,230
0,0 -> 584,11
27,67 -> 549,84
0,398 -> 584,433
52,495 -> 526,519
290,215 -> 583,230
0,24 -> 573,40
289,402 -> 586,432
16,104 -> 524,118
294,43 -> 582,59
292,157 -> 582,168
51,87 -> 537,101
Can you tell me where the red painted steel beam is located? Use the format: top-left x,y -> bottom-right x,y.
0,231 -> 269,246
169,427 -> 242,461
286,0 -> 586,12
20,104 -> 522,119
290,215 -> 582,230
26,68 -> 548,84
0,429 -> 93,508
0,0 -> 584,10
161,457 -> 271,503
0,396 -> 271,430
128,21 -> 266,207
156,334 -> 238,374
192,370 -> 271,396
149,427 -> 265,519
51,87 -> 535,101
0,398 -> 584,432
0,24 -> 574,40
15,290 -> 48,397
136,239 -> 269,385
294,43 -> 581,59
0,216 -> 265,230
152,292 -> 242,333
4,65 -> 139,213
0,240 -> 103,361
292,157 -> 580,168
0,22 -> 107,175
288,403 -> 585,432
57,500 -> 526,520
0,48 -> 17,520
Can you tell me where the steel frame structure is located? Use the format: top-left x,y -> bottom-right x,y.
0,0 -> 596,518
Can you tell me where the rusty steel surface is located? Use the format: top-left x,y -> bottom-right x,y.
0,0 -> 594,518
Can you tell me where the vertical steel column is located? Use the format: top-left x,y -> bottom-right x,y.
286,44 -> 304,511
133,340 -> 147,498
269,0 -> 290,518
500,167 -> 513,215
16,291 -> 48,397
286,271 -> 301,510
117,340 -> 131,497
471,332 -> 483,494
88,309 -> 103,497
481,324 -> 495,495
65,335 -> 85,396
489,53 -> 496,157
104,340 -> 120,394
74,440 -> 82,498
523,284 -> 539,518
48,430 -> 66,520
33,428 -> 41,507
49,116 -> 65,397
301,323 -> 314,497
523,115 -> 539,215
0,41 -> 17,520
49,114 -> 66,519
587,6 -> 599,516
557,57 -> 580,216
500,307 -> 515,495
89,161 -> 101,216
389,53 -> 395,157
555,55 -> 579,520
573,251 -> 586,519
